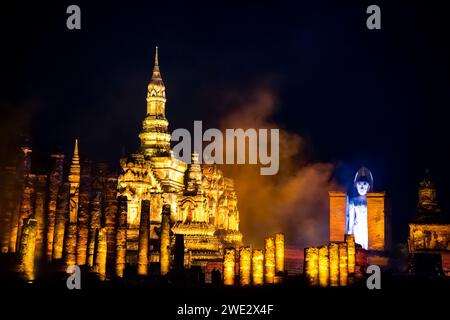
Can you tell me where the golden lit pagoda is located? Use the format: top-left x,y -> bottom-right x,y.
118,47 -> 242,269
0,48 -> 243,281
139,46 -> 171,158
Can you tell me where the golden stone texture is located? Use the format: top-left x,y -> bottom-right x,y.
8,146 -> 34,253
0,166 -> 20,253
160,204 -> 171,275
52,183 -> 69,260
275,233 -> 285,274
318,245 -> 329,287
328,242 -> 339,287
19,218 -> 37,281
367,192 -> 389,251
345,234 -> 356,274
409,225 -> 449,252
306,234 -> 360,287
16,174 -> 36,253
105,176 -> 118,269
87,191 -> 102,267
94,227 -> 107,280
252,249 -> 264,286
223,248 -> 236,286
239,246 -> 251,286
115,196 -> 128,277
76,161 -> 91,266
64,223 -> 77,266
264,237 -> 275,284
138,200 -> 150,275
304,247 -> 319,286
46,153 -> 64,261
329,191 -> 346,242
338,242 -> 348,286
34,174 -> 47,264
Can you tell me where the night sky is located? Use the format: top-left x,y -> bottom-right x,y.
1,0 -> 450,246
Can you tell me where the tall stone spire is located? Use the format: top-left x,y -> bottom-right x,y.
152,46 -> 162,80
139,47 -> 171,157
147,46 -> 165,100
68,139 -> 80,223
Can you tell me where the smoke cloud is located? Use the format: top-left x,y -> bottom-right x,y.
218,90 -> 340,248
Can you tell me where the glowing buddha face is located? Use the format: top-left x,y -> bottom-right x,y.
356,181 -> 370,196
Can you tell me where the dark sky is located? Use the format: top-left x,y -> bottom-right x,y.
1,0 -> 450,245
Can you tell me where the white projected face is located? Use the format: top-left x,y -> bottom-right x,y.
356,181 -> 370,196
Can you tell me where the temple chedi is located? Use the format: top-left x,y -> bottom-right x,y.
118,47 -> 243,270
0,47 -> 242,282
408,170 -> 450,276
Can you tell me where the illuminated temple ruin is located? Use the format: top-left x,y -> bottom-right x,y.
117,47 -> 242,268
3,50 -> 447,287
0,48 -> 243,281
329,167 -> 391,266
408,171 -> 450,276
304,167 -> 388,286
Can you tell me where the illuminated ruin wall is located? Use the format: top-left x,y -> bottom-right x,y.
52,183 -> 69,260
304,235 -> 359,287
409,224 -> 450,252
160,204 -> 171,275
0,49 -> 245,281
329,191 -> 346,242
329,242 -> 339,286
34,175 -> 47,264
252,249 -> 264,285
18,218 -> 37,281
46,153 -> 64,261
94,227 -> 107,280
275,233 -> 285,274
16,174 -> 35,254
318,245 -> 329,287
239,246 -> 251,286
304,247 -> 319,286
115,196 -> 128,277
264,237 -> 275,284
367,192 -> 390,251
220,232 -> 286,287
223,248 -> 236,286
138,200 -> 150,276
9,146 -> 32,254
76,161 -> 91,266
338,242 -> 348,286
87,190 -> 102,267
345,234 -> 356,274
0,166 -> 21,253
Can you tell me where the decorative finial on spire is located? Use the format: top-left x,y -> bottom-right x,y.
74,139 -> 79,155
72,139 -> 80,166
152,46 -> 162,80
